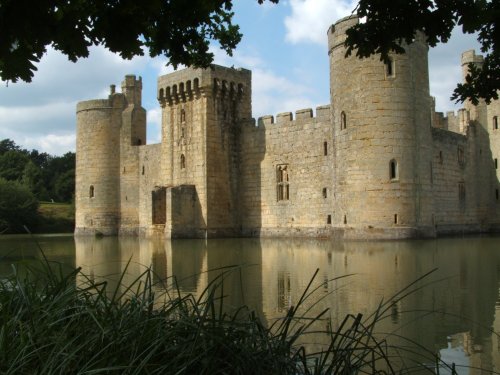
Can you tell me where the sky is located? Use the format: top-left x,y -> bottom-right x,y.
0,0 -> 481,155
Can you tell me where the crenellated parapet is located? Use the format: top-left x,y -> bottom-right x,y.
246,105 -> 331,129
157,64 -> 251,107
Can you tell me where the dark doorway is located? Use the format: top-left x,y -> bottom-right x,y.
152,187 -> 167,224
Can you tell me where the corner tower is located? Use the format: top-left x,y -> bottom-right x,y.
328,16 -> 434,239
75,88 -> 124,235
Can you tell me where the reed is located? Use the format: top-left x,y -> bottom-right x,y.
0,253 -> 461,374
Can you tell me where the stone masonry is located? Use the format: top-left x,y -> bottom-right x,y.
75,16 -> 500,239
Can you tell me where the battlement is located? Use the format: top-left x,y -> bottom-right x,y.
249,105 -> 331,128
157,64 -> 251,106
121,75 -> 142,106
327,15 -> 358,54
461,49 -> 484,66
76,99 -> 113,113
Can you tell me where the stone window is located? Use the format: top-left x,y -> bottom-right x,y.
180,154 -> 186,169
394,214 -> 398,224
343,214 -> 347,225
389,159 -> 398,180
495,158 -> 498,169
439,151 -> 443,164
340,111 -> 347,130
327,215 -> 332,224
181,108 -> 186,123
89,185 -> 94,198
142,166 -> 145,175
496,189 -> 499,201
322,187 -> 328,198
324,141 -> 328,156
386,58 -> 395,78
458,182 -> 466,204
458,146 -> 465,166
494,116 -> 498,130
276,164 -> 289,201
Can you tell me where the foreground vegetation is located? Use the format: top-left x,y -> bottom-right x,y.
0,253 -> 463,374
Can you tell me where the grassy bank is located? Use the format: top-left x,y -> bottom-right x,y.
0,254 -> 460,374
35,201 -> 74,233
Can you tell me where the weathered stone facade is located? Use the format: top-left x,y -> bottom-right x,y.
75,16 -> 500,239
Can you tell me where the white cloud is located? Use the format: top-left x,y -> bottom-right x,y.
284,0 -> 355,45
0,46 -> 153,154
429,29 -> 481,112
211,46 -> 319,117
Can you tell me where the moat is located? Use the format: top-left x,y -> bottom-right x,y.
1,234 -> 500,373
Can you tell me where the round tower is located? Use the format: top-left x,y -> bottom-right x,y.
75,90 -> 124,235
328,16 -> 434,239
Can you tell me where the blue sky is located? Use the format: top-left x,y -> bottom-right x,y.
0,0 -> 480,155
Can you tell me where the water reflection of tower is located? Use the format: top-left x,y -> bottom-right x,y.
74,236 -> 155,299
74,236 -> 122,299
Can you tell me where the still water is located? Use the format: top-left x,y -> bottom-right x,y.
1,234 -> 500,373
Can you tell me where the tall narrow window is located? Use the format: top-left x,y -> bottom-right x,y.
142,166 -> 145,175
494,116 -> 498,130
389,159 -> 398,180
323,141 -> 328,156
430,162 -> 433,185
276,164 -> 289,201
458,146 -> 465,166
180,154 -> 186,169
340,111 -> 347,130
496,189 -> 499,201
394,214 -> 398,224
322,187 -> 328,198
89,185 -> 94,198
458,182 -> 466,204
180,108 -> 186,123
439,150 -> 443,164
386,58 -> 395,77
327,215 -> 332,224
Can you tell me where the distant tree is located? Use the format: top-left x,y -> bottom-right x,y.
344,0 -> 500,104
0,150 -> 30,181
22,160 -> 49,200
0,0 -> 277,83
0,138 -> 20,155
53,169 -> 75,203
29,149 -> 51,170
0,178 -> 38,233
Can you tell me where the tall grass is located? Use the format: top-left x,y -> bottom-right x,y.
0,252 -> 465,374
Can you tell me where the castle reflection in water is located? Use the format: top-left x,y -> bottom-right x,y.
73,236 -> 500,374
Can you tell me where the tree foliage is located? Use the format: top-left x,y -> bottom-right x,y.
0,178 -> 39,233
0,150 -> 30,181
344,0 -> 500,105
0,139 -> 75,202
0,0 -> 277,83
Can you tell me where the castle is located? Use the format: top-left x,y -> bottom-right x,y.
75,16 -> 500,240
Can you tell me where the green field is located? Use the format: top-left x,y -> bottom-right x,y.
36,202 -> 75,233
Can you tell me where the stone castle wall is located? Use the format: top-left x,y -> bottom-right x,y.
239,106 -> 332,237
75,17 -> 500,240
